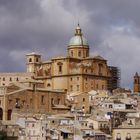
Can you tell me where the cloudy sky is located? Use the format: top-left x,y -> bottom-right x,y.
0,0 -> 140,89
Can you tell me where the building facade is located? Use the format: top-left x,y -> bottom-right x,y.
0,82 -> 68,121
0,24 -> 119,92
26,24 -> 119,93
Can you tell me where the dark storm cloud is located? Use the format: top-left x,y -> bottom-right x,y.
0,0 -> 140,89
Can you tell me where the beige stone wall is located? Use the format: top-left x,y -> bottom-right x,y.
73,92 -> 89,113
0,73 -> 33,86
52,77 -> 68,90
113,128 -> 140,140
6,89 -> 66,113
0,84 -> 67,120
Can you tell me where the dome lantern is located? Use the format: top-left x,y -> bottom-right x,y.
67,24 -> 89,58
75,24 -> 82,36
68,24 -> 89,47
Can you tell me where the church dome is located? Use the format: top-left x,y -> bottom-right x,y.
69,36 -> 89,46
68,24 -> 89,47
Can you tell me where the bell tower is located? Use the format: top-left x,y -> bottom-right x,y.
67,24 -> 89,59
133,72 -> 140,92
26,52 -> 41,73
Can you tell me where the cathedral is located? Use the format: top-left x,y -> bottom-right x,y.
26,24 -> 119,93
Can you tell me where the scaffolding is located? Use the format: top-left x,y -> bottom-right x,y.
108,66 -> 121,92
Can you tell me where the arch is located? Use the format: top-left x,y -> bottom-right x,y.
78,50 -> 81,57
7,109 -> 12,120
47,83 -> 51,87
0,108 -> 3,120
29,58 -> 32,62
71,51 -> 73,57
36,57 -> 39,62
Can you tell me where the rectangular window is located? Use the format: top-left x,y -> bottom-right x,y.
9,77 -> 12,81
3,77 -> 5,81
15,98 -> 20,108
30,98 -> 32,105
58,98 -> 60,104
96,84 -> 98,89
51,98 -> 54,106
41,95 -> 45,105
77,85 -> 79,91
59,65 -> 62,73
102,85 -> 104,90
70,85 -> 73,91
116,133 -> 121,140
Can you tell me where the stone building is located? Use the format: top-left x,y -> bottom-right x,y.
26,24 -> 119,93
113,118 -> 140,140
0,73 -> 33,87
0,24 -> 119,92
133,72 -> 140,92
0,81 -> 69,121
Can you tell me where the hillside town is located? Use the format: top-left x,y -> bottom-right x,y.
0,25 -> 140,140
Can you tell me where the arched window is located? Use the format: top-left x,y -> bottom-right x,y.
29,58 -> 32,62
3,77 -> 5,81
78,51 -> 81,57
9,77 -> 12,81
126,133 -> 131,140
36,58 -> 39,62
71,51 -> 73,57
47,83 -> 51,87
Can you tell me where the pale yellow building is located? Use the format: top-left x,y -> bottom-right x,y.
0,24 -> 118,92
26,24 -> 117,93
